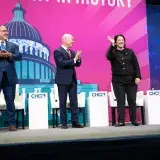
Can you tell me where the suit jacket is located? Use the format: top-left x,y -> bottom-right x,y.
106,45 -> 141,79
54,46 -> 81,85
0,41 -> 22,85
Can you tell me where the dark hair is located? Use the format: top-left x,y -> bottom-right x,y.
114,34 -> 126,48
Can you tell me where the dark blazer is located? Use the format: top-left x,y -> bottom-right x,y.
54,46 -> 81,85
106,45 -> 141,79
0,41 -> 22,85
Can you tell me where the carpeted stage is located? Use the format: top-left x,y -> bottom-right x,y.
0,124 -> 160,159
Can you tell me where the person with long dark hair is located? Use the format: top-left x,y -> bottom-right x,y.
106,34 -> 141,127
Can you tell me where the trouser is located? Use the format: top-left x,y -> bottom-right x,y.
112,80 -> 137,123
0,72 -> 16,125
57,78 -> 78,126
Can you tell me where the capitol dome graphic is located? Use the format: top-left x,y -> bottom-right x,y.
0,2 -> 99,127
5,3 -> 55,84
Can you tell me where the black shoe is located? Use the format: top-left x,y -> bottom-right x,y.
9,125 -> 17,131
72,123 -> 84,128
115,122 -> 125,127
61,125 -> 68,129
132,121 -> 139,126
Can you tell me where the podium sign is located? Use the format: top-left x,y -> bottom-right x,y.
144,90 -> 160,125
28,93 -> 48,129
88,91 -> 109,127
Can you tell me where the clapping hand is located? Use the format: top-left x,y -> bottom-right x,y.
0,51 -> 12,58
75,50 -> 82,60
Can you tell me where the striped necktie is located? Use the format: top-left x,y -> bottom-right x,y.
1,41 -> 5,51
66,49 -> 71,59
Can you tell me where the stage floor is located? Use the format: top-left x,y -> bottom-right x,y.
0,124 -> 160,144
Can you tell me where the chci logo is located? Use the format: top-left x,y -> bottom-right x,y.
31,94 -> 46,98
92,92 -> 105,97
149,91 -> 160,96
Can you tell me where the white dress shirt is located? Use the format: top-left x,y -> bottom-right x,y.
0,40 -> 6,47
61,45 -> 76,63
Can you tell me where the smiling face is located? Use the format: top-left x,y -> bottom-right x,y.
115,36 -> 125,49
0,26 -> 8,41
65,35 -> 74,48
62,34 -> 74,49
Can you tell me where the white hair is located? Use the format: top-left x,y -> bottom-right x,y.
62,33 -> 73,42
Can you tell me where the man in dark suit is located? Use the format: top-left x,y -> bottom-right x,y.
54,33 -> 83,129
0,25 -> 22,131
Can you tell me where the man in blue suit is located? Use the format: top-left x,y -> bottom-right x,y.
0,25 -> 22,131
54,33 -> 83,129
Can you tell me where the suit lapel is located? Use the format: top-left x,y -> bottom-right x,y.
60,46 -> 70,59
5,41 -> 10,52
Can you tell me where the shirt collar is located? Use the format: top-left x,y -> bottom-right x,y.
61,45 -> 69,51
0,40 -> 6,45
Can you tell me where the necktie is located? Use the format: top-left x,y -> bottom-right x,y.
66,49 -> 71,59
1,41 -> 5,51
